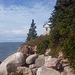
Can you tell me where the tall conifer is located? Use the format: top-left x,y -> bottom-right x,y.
27,19 -> 37,41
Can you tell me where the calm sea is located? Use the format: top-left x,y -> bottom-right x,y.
0,42 -> 23,62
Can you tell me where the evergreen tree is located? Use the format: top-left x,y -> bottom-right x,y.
27,19 -> 37,41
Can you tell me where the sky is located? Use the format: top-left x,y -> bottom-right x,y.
0,0 -> 56,42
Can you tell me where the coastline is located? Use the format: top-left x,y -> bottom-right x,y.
0,42 -> 24,61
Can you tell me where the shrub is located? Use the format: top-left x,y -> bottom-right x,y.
48,27 -> 61,57
49,49 -> 59,58
37,39 -> 50,54
48,27 -> 61,49
61,35 -> 75,69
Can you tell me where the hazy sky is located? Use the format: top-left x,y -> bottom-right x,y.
0,0 -> 56,42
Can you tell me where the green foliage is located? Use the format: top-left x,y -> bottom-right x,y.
49,1 -> 75,69
37,38 -> 50,54
49,27 -> 61,49
48,27 -> 61,57
61,35 -> 75,69
49,49 -> 59,58
26,19 -> 37,41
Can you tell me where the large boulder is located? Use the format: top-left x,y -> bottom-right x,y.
0,52 -> 27,75
44,58 -> 62,70
35,56 -> 45,67
17,67 -> 33,75
37,66 -> 60,75
26,54 -> 38,64
18,45 -> 34,55
18,45 -> 31,54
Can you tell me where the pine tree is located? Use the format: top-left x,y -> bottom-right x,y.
27,19 -> 37,41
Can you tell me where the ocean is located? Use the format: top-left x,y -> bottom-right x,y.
0,42 -> 23,62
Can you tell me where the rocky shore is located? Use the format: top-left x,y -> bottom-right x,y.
0,45 -> 74,75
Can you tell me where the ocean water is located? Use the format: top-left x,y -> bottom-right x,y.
0,42 -> 23,62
